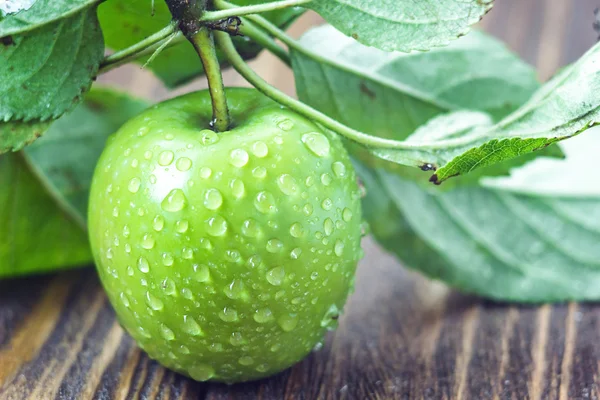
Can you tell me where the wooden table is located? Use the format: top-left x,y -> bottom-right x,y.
1,1 -> 599,399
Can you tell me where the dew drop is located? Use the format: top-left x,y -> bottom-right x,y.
138,257 -> 150,273
270,344 -> 281,352
321,304 -> 340,330
277,314 -> 299,332
183,315 -> 203,336
242,219 -> 261,238
277,119 -> 294,131
200,167 -> 212,179
119,292 -> 131,308
277,174 -> 299,195
290,248 -> 302,260
189,364 -> 215,381
141,234 -> 155,249
230,178 -> 245,199
266,239 -> 283,253
130,159 -> 139,168
310,272 -> 319,281
149,175 -> 157,184
224,279 -> 245,299
266,267 -> 285,286
289,223 -> 304,238
180,345 -> 190,354
229,149 -> 249,167
334,240 -> 344,257
153,215 -> 165,231
252,141 -> 268,157
209,343 -> 224,353
161,189 -> 187,212
158,150 -> 174,166
176,220 -> 189,233
138,126 -> 149,137
162,252 -> 174,266
302,132 -> 330,157
247,255 -> 262,269
320,173 -> 332,186
305,176 -> 315,187
206,215 -> 228,236
230,332 -> 245,346
200,130 -> 219,145
256,364 -> 269,373
219,307 -> 239,322
161,277 -> 177,296
182,288 -> 194,299
273,135 -> 284,144
112,207 -> 119,217
146,291 -> 164,311
252,166 -> 267,179
253,308 -> 274,323
176,157 -> 192,171
144,150 -> 153,160
239,356 -> 254,366
193,264 -> 210,282
332,161 -> 347,177
302,204 -> 313,216
323,218 -> 334,236
199,238 -> 213,251
254,191 -> 277,214
343,208 -> 353,222
204,188 -> 223,210
182,247 -> 194,259
321,198 -> 333,211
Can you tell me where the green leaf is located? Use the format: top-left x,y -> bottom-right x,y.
385,44 -> 600,183
98,0 -> 304,87
307,0 -> 493,52
0,119 -> 51,153
0,7 -> 104,123
0,152 -> 91,278
293,23 -> 600,301
0,0 -> 101,36
293,24 -> 599,184
358,135 -> 600,301
24,87 -> 150,228
292,25 -> 544,181
0,87 -> 149,279
481,132 -> 600,198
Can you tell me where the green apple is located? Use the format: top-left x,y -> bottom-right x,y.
88,88 -> 363,383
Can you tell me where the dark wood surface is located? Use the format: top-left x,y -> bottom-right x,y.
2,1 -> 600,399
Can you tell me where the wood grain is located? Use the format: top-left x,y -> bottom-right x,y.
2,1 -> 600,399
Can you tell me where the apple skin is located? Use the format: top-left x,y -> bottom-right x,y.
88,88 -> 363,383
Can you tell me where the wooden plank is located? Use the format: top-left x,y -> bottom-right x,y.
2,1 -> 600,399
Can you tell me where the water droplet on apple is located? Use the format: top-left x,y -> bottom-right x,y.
158,150 -> 174,166
204,188 -> 223,210
252,141 -> 269,157
161,189 -> 187,212
277,174 -> 299,195
229,148 -> 249,167
266,267 -> 285,286
302,132 -> 330,157
206,216 -> 228,236
176,157 -> 192,171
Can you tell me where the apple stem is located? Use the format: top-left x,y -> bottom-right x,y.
189,27 -> 231,131
165,0 -> 231,132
